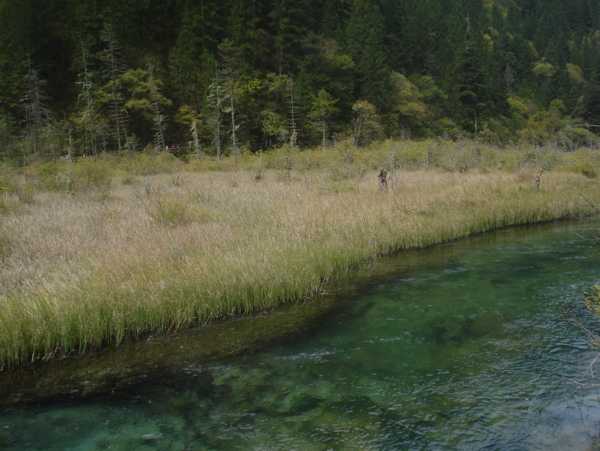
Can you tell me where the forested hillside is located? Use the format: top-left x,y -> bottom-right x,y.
2,0 -> 600,160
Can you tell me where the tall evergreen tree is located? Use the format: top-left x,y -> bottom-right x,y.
76,40 -> 98,156
97,26 -> 127,153
22,57 -> 51,157
345,0 -> 391,110
168,0 -> 224,107
455,26 -> 489,133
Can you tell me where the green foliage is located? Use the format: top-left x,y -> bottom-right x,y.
1,0 -> 600,155
352,100 -> 383,147
560,149 -> 599,178
584,285 -> 600,314
532,61 -> 557,79
0,163 -> 15,194
36,161 -> 68,191
386,73 -> 431,138
345,0 -> 391,109
120,68 -> 173,147
149,193 -> 208,227
73,157 -> 113,191
308,89 -> 340,147
0,231 -> 9,262
126,150 -> 184,176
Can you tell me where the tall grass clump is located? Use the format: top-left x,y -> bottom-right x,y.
584,285 -> 600,314
1,141 -> 600,367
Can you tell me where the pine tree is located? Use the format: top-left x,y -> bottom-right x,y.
97,26 -> 127,153
149,70 -> 168,151
22,57 -> 51,158
168,0 -> 225,107
352,100 -> 382,147
455,22 -> 489,134
117,67 -> 172,149
309,89 -> 339,148
268,0 -> 320,75
345,0 -> 391,110
77,40 -> 97,156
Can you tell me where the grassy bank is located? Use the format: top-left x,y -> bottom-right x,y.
1,143 -> 600,367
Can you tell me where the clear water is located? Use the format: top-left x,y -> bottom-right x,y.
2,220 -> 600,450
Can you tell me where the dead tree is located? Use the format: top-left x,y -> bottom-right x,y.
378,168 -> 388,193
288,77 -> 299,146
98,27 -> 127,154
218,41 -> 240,165
148,69 -> 167,151
207,69 -> 224,160
77,40 -> 97,156
534,168 -> 543,191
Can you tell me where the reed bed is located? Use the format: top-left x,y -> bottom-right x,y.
0,166 -> 599,367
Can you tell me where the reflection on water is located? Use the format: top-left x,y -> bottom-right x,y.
2,220 -> 600,450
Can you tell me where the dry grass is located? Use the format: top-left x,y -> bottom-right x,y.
0,164 -> 599,367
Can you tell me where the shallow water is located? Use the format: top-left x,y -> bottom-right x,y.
2,220 -> 600,450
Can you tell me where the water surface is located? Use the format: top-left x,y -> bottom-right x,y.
2,220 -> 600,450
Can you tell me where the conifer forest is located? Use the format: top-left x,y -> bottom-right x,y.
2,0 -> 600,160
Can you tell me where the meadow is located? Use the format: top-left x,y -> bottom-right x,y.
1,139 -> 600,368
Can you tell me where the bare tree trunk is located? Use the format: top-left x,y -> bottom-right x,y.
534,168 -> 543,191
112,97 -> 123,154
208,68 -> 224,160
289,78 -> 298,146
79,40 -> 96,156
149,70 -> 166,150
67,129 -> 74,194
191,120 -> 201,159
226,74 -> 238,165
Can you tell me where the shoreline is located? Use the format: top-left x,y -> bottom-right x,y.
0,217 -> 595,406
1,163 -> 600,369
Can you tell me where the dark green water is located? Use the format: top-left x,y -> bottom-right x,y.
2,220 -> 600,450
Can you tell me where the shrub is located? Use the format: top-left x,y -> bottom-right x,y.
37,161 -> 69,191
0,232 -> 8,261
121,174 -> 138,185
73,157 -> 113,191
0,164 -> 15,194
120,149 -> 184,176
398,141 -> 429,167
148,193 -> 209,227
584,285 -> 600,314
561,150 -> 599,178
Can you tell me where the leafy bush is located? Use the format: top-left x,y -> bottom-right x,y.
121,174 -> 138,185
0,232 -> 8,261
128,149 -> 184,175
0,164 -> 15,194
37,161 -> 68,191
73,157 -> 113,191
149,194 -> 209,227
584,285 -> 600,314
561,150 -> 599,178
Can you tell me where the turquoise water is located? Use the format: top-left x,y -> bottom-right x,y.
2,220 -> 600,450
